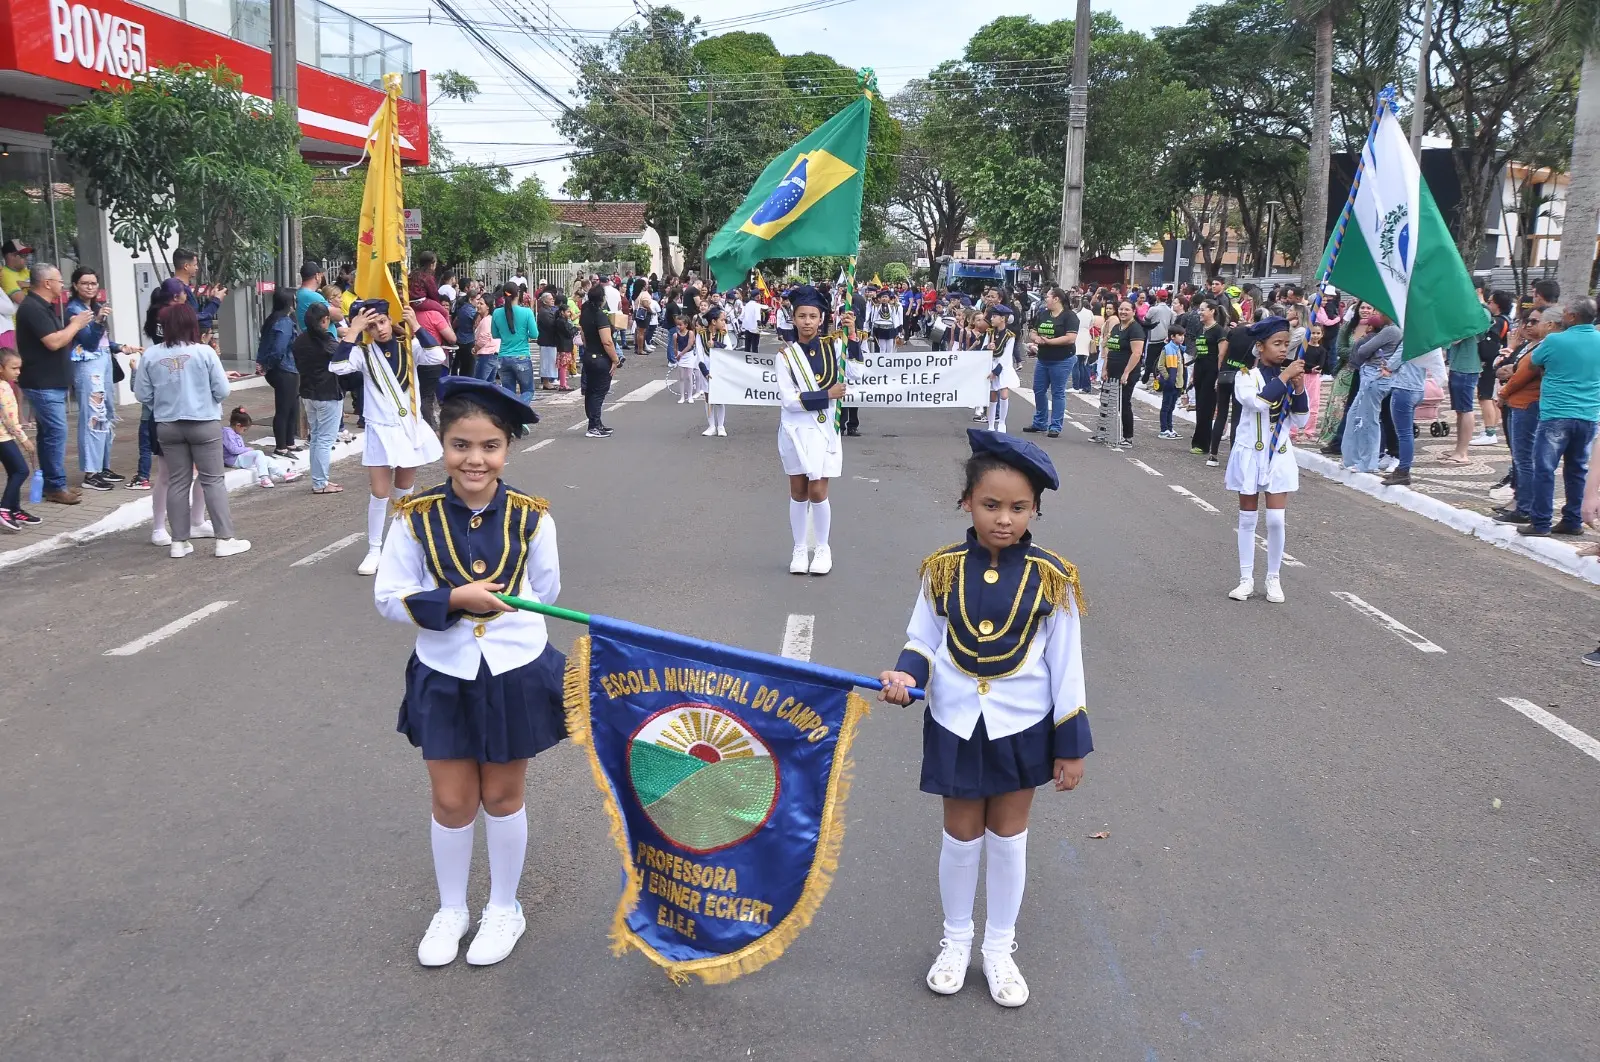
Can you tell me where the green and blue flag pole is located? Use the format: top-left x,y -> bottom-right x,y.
496,594 -> 925,701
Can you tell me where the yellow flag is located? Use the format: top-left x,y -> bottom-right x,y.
870,272 -> 882,287
355,73 -> 408,316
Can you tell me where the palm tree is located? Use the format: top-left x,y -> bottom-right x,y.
1554,0 -> 1600,297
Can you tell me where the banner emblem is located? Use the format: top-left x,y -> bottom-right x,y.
629,704 -> 779,854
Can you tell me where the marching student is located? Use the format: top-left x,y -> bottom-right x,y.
700,307 -> 729,438
1224,316 -> 1308,604
869,288 -> 904,355
375,375 -> 563,969
329,299 -> 445,576
879,429 -> 1091,1009
986,307 -> 1021,433
777,285 -> 862,576
668,312 -> 704,403
969,310 -> 993,423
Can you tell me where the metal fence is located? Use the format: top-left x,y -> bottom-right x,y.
461,252 -> 639,293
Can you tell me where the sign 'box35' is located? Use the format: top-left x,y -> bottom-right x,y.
49,0 -> 147,78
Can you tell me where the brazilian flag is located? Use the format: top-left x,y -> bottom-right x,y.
705,93 -> 871,290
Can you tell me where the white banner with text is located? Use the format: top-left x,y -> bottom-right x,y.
708,347 -> 994,408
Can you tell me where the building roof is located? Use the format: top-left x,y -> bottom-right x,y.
550,200 -> 648,235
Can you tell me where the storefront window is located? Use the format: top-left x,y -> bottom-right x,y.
185,0 -> 232,35
0,147 -> 79,271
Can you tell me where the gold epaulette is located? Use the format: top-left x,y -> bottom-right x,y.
917,543 -> 967,601
505,490 -> 550,515
394,489 -> 447,516
1030,547 -> 1087,614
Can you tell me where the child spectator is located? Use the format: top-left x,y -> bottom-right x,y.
0,349 -> 40,531
1158,323 -> 1185,439
223,407 -> 302,488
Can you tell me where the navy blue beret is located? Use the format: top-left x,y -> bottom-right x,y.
788,285 -> 828,311
1248,315 -> 1290,342
966,428 -> 1059,491
436,375 -> 540,436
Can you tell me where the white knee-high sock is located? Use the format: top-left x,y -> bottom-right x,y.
982,829 -> 1027,958
706,401 -> 718,428
367,494 -> 389,550
789,499 -> 810,549
394,483 -> 415,503
714,404 -> 726,429
996,397 -> 1010,433
939,831 -> 983,947
431,817 -> 474,912
1236,509 -> 1259,581
484,805 -> 528,911
1264,508 -> 1286,577
811,498 -> 832,546
988,396 -> 1001,431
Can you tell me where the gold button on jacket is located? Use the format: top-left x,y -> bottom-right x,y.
471,559 -> 487,575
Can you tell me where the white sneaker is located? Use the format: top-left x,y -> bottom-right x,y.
151,528 -> 172,547
1227,578 -> 1254,601
215,538 -> 252,558
809,543 -> 833,575
465,902 -> 526,966
356,547 -> 383,576
191,521 -> 216,539
790,546 -> 810,575
1265,575 -> 1285,603
925,937 -> 971,995
1469,432 -> 1496,446
716,426 -> 727,437
981,944 -> 1029,1007
169,540 -> 193,559
282,468 -> 303,483
1378,456 -> 1399,473
1206,458 -> 1219,467
702,426 -> 717,436
416,907 -> 472,967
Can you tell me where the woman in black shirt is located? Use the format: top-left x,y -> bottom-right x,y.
1100,301 -> 1145,447
579,284 -> 619,437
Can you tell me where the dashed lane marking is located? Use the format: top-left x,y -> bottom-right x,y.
1255,535 -> 1305,567
522,438 -> 554,454
1498,697 -> 1600,764
781,613 -> 815,661
1128,458 -> 1163,476
1069,421 -> 1091,433
1168,484 -> 1221,514
105,601 -> 236,656
1331,592 -> 1446,653
290,533 -> 364,568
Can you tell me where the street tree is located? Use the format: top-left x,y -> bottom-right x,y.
1551,0 -> 1600,296
50,62 -> 310,285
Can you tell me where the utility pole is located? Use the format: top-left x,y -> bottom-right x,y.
271,0 -> 301,289
1264,200 -> 1283,279
1055,0 -> 1091,288
1409,0 -> 1434,156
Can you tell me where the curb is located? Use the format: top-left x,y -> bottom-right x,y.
1116,383 -> 1600,587
0,432 -> 366,572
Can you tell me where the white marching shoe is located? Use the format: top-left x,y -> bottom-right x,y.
1227,577 -> 1254,601
808,544 -> 833,576
169,540 -> 194,559
215,538 -> 252,558
190,521 -> 216,539
357,547 -> 383,576
789,546 -> 810,575
1265,575 -> 1285,603
465,902 -> 526,966
981,943 -> 1029,1007
416,907 -> 472,967
702,425 -> 718,436
925,937 -> 971,995
151,527 -> 172,547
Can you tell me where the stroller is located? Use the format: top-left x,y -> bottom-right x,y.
1413,376 -> 1451,437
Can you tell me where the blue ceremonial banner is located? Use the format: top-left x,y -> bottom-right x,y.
564,615 -> 871,983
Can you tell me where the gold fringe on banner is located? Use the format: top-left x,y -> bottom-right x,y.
562,633 -> 873,985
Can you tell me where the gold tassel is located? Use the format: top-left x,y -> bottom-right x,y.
392,488 -> 445,517
562,636 -> 646,961
506,490 -> 550,515
917,545 -> 964,602
1032,550 -> 1087,614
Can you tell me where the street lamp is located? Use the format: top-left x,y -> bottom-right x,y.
1264,200 -> 1284,279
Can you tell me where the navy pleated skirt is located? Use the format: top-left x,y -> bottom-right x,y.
920,709 -> 1055,799
398,644 -> 568,763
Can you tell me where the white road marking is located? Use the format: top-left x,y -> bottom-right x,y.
1168,484 -> 1221,513
1012,390 -> 1035,405
522,438 -> 554,454
105,601 -> 236,656
567,418 -> 588,431
620,379 -> 670,402
1069,421 -> 1091,433
1330,592 -> 1446,653
290,533 -> 364,568
1254,535 -> 1306,567
852,475 -> 880,483
1128,458 -> 1164,476
780,613 -> 815,661
1498,697 -> 1600,764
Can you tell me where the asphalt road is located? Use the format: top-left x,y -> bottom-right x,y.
3,347 -> 1598,1062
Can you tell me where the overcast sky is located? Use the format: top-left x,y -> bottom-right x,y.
341,0 -> 1207,194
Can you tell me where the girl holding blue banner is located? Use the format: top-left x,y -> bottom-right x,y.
879,429 -> 1093,1009
374,376 -> 566,970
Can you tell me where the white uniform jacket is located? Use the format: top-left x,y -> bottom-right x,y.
776,336 -> 864,481
374,482 -> 559,679
1224,365 -> 1309,494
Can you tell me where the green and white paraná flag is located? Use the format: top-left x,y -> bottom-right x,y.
705,91 -> 871,291
1324,101 -> 1489,358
